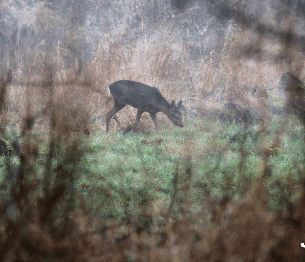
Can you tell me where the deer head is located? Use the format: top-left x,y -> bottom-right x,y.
169,100 -> 183,127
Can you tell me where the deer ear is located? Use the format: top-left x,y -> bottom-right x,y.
177,100 -> 182,109
170,100 -> 176,111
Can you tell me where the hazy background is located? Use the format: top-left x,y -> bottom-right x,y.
1,0 -> 304,130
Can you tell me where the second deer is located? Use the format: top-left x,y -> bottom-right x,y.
106,80 -> 183,134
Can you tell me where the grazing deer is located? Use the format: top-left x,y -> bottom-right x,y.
106,80 -> 183,134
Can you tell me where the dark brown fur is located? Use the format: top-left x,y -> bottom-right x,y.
106,80 -> 183,134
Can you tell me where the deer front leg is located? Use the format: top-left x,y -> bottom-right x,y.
150,112 -> 161,136
131,110 -> 144,134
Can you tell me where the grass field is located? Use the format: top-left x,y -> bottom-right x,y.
75,113 -> 304,219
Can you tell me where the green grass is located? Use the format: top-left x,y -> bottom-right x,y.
0,114 -> 303,221
73,115 -> 305,220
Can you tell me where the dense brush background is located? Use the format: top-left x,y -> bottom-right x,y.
0,0 -> 305,261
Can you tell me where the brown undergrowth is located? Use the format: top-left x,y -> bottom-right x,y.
0,127 -> 304,261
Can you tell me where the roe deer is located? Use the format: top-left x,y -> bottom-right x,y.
106,80 -> 183,134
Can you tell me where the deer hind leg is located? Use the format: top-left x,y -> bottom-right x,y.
112,114 -> 126,133
131,109 -> 144,134
106,103 -> 126,133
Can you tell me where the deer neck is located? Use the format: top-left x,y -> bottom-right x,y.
159,99 -> 172,116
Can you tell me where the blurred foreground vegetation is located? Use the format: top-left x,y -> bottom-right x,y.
0,110 -> 305,261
